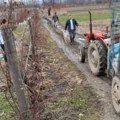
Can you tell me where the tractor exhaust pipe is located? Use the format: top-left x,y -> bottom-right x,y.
118,44 -> 120,73
89,11 -> 93,40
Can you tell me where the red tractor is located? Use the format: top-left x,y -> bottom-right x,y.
79,11 -> 110,76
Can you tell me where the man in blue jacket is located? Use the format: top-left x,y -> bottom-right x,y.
65,15 -> 78,43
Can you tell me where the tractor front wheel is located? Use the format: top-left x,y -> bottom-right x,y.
112,75 -> 120,114
88,40 -> 107,76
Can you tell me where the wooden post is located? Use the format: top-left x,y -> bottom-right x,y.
28,19 -> 35,57
2,27 -> 30,120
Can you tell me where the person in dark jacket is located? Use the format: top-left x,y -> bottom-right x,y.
52,12 -> 59,27
65,15 -> 78,43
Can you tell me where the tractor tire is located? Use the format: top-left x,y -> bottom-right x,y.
112,75 -> 120,115
78,45 -> 85,63
88,40 -> 107,76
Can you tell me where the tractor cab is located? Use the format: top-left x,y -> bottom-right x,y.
109,0 -> 120,114
108,1 -> 120,76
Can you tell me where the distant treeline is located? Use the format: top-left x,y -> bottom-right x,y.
0,0 -> 111,7
43,0 -> 110,6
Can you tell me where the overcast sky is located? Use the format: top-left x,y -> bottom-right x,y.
4,0 -> 43,3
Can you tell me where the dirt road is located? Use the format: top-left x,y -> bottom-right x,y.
43,19 -> 120,120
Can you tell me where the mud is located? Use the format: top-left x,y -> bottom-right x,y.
43,19 -> 120,120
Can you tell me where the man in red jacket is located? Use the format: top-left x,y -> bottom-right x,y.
65,15 -> 78,43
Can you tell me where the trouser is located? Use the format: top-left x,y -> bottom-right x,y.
53,21 -> 58,27
0,44 -> 7,62
69,30 -> 75,42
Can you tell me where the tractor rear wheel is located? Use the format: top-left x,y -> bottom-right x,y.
112,75 -> 120,114
88,40 -> 107,76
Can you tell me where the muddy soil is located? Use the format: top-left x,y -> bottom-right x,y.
43,19 -> 120,120
40,27 -> 101,120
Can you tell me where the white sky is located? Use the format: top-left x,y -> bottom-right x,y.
4,0 -> 42,3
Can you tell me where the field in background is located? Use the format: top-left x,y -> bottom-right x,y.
59,9 -> 111,34
59,10 -> 111,23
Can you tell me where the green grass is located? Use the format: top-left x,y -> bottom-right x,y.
59,10 -> 111,23
0,93 -> 15,120
13,25 -> 26,34
44,87 -> 100,120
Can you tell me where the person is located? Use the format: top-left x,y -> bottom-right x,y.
52,12 -> 59,27
65,15 -> 78,43
0,19 -> 7,62
48,7 -> 51,16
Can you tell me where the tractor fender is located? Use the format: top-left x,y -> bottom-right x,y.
96,37 -> 108,48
